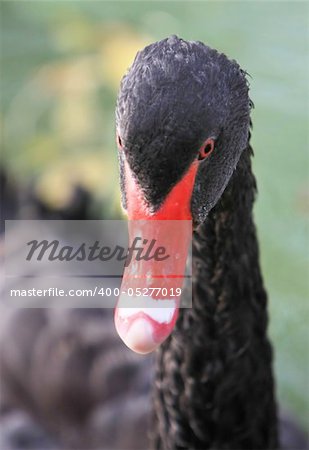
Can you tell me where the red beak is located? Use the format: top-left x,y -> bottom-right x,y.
115,159 -> 198,354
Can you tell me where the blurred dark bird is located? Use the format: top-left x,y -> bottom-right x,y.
0,309 -> 152,450
28,185 -> 96,220
0,171 -> 152,449
0,165 -> 106,227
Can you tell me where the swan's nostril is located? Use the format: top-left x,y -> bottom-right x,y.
117,134 -> 123,149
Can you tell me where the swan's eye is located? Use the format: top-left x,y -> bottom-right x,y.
198,138 -> 215,161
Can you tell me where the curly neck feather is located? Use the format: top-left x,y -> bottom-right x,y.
152,144 -> 279,449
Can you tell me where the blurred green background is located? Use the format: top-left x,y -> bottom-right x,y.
1,0 -> 308,428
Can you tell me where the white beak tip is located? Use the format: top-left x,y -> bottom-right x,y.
120,318 -> 159,354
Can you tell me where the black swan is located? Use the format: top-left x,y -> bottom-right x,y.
114,35 -> 307,449
0,36 -> 307,450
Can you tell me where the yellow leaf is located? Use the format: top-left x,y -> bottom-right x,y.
99,26 -> 151,90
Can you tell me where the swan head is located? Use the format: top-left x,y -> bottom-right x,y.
116,35 -> 251,227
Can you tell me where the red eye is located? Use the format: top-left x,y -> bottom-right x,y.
198,138 -> 215,161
